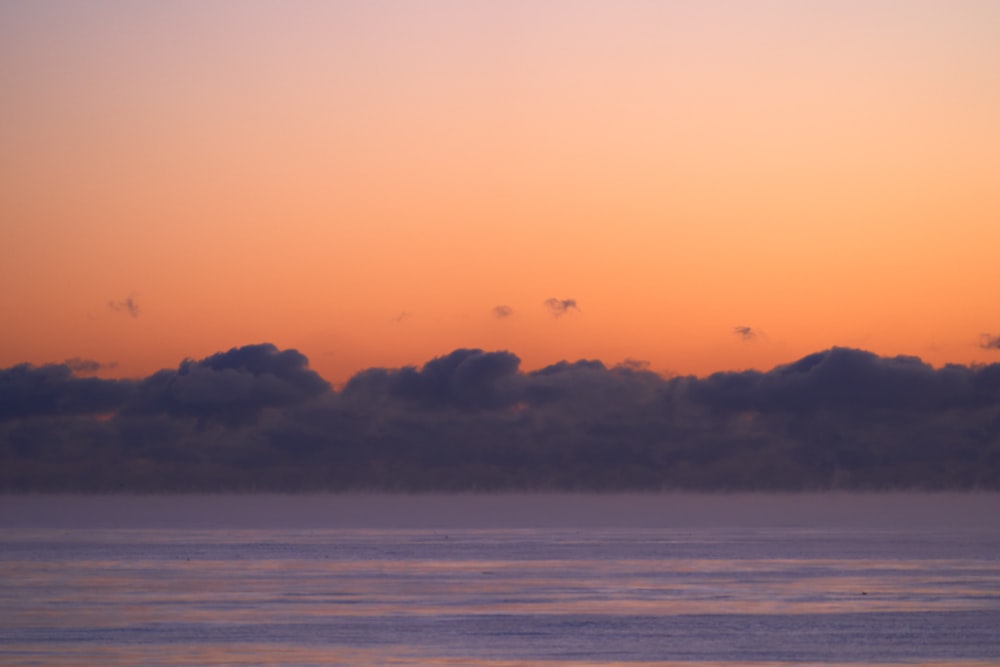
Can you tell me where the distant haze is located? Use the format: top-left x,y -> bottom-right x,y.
3,493 -> 999,531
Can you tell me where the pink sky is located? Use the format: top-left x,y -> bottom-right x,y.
2,1 -> 999,382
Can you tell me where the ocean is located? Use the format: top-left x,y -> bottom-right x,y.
1,494 -> 998,666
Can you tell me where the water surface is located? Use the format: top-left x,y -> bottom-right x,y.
1,494 -> 998,666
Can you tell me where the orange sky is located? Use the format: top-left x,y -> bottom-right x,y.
2,1 -> 999,384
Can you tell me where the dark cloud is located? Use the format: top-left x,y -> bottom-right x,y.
733,326 -> 757,342
2,344 -> 999,492
980,334 -> 1000,350
691,347 -> 990,413
127,344 -> 330,426
108,295 -> 140,318
0,363 -> 131,422
492,305 -> 514,319
530,358 -> 605,377
543,298 -> 578,317
344,348 -> 521,411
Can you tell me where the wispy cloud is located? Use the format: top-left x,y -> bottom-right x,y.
492,305 -> 514,319
733,325 -> 757,342
616,358 -> 650,371
64,358 -> 117,375
108,295 -> 140,318
543,298 -> 578,317
980,334 -> 1000,350
390,311 -> 410,324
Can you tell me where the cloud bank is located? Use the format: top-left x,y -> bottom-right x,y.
2,344 -> 998,492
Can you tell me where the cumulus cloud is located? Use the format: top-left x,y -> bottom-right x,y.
2,344 -> 999,492
492,305 -> 514,319
980,334 -> 1000,350
0,363 -> 131,421
344,348 -> 521,411
690,347 -> 999,414
108,295 -> 140,318
543,298 -> 578,317
733,326 -> 757,341
127,343 -> 330,426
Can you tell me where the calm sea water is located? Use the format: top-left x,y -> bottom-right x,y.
1,494 -> 998,666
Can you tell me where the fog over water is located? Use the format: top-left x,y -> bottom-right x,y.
3,492 -> 999,530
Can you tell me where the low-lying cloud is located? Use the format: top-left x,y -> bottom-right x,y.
2,344 -> 998,492
127,344 -> 330,426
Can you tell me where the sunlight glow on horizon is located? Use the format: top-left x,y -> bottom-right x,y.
2,1 -> 998,383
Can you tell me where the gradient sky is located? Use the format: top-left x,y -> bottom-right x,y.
2,0 -> 999,384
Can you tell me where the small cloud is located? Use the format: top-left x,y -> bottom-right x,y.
64,358 -> 117,375
544,298 -> 578,318
616,359 -> 650,371
980,333 -> 1000,350
492,305 -> 514,319
391,311 -> 411,324
109,295 -> 140,318
733,326 -> 757,342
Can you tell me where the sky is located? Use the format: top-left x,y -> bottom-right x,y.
2,0 -> 999,385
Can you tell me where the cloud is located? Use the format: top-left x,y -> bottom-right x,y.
127,343 -> 330,426
691,347 -> 992,414
391,311 -> 410,324
617,359 -> 651,371
980,334 -> 1000,350
0,363 -> 131,421
492,305 -> 514,319
63,358 -> 117,375
733,326 -> 757,342
2,344 -> 999,492
543,298 -> 578,317
344,348 -> 521,411
108,295 -> 140,318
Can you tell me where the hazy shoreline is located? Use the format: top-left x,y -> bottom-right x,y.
3,491 -> 998,530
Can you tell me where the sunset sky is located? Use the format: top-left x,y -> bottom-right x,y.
2,0 -> 999,384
